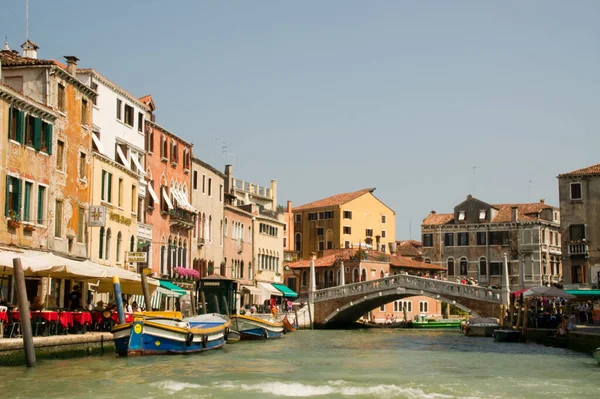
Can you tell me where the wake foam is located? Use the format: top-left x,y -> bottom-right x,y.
216,380 -> 459,398
151,380 -> 206,395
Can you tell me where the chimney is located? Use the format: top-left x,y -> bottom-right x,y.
64,56 -> 79,75
388,242 -> 397,254
21,40 -> 38,59
431,210 -> 436,214
224,164 -> 233,194
270,179 -> 278,210
511,206 -> 519,223
540,199 -> 545,204
287,200 -> 292,213
467,194 -> 473,199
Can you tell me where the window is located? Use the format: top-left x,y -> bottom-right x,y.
458,210 -> 466,221
220,184 -> 223,202
116,99 -> 122,120
479,258 -> 487,276
318,241 -> 324,251
124,104 -> 134,126
571,265 -> 584,284
101,170 -> 113,202
79,152 -> 86,179
105,229 -> 112,260
379,304 -> 385,312
568,224 -> 586,241
295,214 -> 301,223
419,301 -> 428,313
318,212 -> 324,220
208,178 -> 212,196
138,112 -> 143,132
37,185 -> 46,224
324,211 -> 334,219
8,107 -> 21,142
308,213 -> 317,221
5,176 -> 21,219
77,207 -> 85,243
424,258 -> 431,264
171,142 -> 178,163
317,227 -> 324,236
116,232 -> 122,263
25,114 -> 35,146
458,232 -> 469,246
479,210 -> 486,220
341,226 -> 351,235
117,178 -> 123,207
490,262 -> 503,276
444,233 -> 454,246
58,84 -> 66,112
343,210 -> 352,219
295,233 -> 302,252
423,234 -> 433,247
447,258 -> 455,276
23,181 -> 33,222
131,185 -> 137,214
193,171 -> 198,190
570,183 -> 582,200
56,140 -> 65,171
381,215 -> 387,223
476,231 -> 486,245
382,230 -> 387,238
344,241 -> 350,248
41,121 -> 51,153
489,231 -> 510,246
365,229 -> 373,237
99,228 -> 105,259
54,199 -> 63,237
81,99 -> 89,125
460,258 -> 468,275
202,175 -> 206,193
145,127 -> 153,153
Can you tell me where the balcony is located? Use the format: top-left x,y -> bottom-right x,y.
169,208 -> 195,229
259,207 -> 280,220
233,179 -> 272,199
568,240 -> 588,257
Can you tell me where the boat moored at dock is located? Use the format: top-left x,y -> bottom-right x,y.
464,317 -> 501,337
230,314 -> 284,339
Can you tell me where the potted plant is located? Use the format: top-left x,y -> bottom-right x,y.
23,224 -> 36,232
7,210 -> 20,228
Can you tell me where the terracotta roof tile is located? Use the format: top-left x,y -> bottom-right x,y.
0,50 -> 55,66
396,242 -> 422,258
491,202 -> 556,223
292,188 -> 375,211
422,213 -> 454,226
558,163 -> 600,177
389,255 -> 446,271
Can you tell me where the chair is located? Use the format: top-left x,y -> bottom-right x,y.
7,312 -> 21,338
31,313 -> 47,337
0,306 -> 6,338
99,310 -> 114,332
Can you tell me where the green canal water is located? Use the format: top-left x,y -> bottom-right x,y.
1,329 -> 598,399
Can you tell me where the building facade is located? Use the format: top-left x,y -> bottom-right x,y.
558,164 -> 600,288
144,120 -> 195,278
421,195 -> 562,290
292,188 -> 396,260
190,157 -> 224,276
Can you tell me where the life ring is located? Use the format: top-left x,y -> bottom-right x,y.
202,334 -> 209,348
185,332 -> 194,346
263,329 -> 269,339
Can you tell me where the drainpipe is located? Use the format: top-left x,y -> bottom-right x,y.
502,253 -> 510,307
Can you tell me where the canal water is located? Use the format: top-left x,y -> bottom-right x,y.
1,329 -> 598,399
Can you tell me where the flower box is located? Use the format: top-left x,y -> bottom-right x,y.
7,219 -> 21,229
23,224 -> 36,232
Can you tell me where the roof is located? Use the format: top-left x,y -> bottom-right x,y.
138,94 -> 156,111
422,213 -> 454,226
293,188 -> 376,211
286,253 -> 340,269
396,241 -> 422,258
0,49 -> 55,66
0,83 -> 58,119
388,255 -> 446,271
558,163 -> 600,178
491,202 -> 556,223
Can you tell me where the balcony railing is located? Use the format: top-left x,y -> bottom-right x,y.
169,208 -> 195,229
233,179 -> 272,199
259,208 -> 280,219
568,240 -> 588,256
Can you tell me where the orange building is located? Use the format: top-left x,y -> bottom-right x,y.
144,120 -> 195,279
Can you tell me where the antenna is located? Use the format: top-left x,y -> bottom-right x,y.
528,180 -> 533,203
26,0 -> 28,41
472,165 -> 477,196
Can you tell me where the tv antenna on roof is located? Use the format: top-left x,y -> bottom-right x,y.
26,0 -> 29,41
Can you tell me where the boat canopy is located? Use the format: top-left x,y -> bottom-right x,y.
159,280 -> 187,297
257,281 -> 282,297
271,283 -> 298,298
565,290 -> 600,297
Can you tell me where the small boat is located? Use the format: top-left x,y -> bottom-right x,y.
112,315 -> 230,356
464,317 -> 501,337
410,319 -> 462,329
593,348 -> 600,365
230,314 -> 284,339
226,329 -> 241,343
354,320 -> 404,329
493,329 -> 522,342
282,315 -> 297,332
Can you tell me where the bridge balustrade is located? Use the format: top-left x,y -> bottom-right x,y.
313,274 -> 502,304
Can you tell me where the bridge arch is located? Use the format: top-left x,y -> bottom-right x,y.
322,288 -> 479,326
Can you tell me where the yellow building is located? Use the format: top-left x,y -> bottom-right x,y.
89,152 -> 139,270
292,188 -> 396,260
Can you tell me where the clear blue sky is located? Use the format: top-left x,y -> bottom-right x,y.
2,1 -> 599,239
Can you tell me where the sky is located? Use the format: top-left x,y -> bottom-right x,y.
1,1 -> 598,240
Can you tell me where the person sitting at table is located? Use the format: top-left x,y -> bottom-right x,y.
68,285 -> 82,311
31,296 -> 44,311
93,300 -> 105,311
123,298 -> 133,313
131,301 -> 141,312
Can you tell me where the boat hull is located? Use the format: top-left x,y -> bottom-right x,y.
493,329 -> 522,342
593,348 -> 600,365
464,324 -> 500,337
112,317 -> 229,356
231,315 -> 284,340
411,320 -> 462,329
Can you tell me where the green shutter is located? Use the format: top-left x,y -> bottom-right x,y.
14,179 -> 22,218
33,117 -> 42,150
101,171 -> 106,201
16,110 -> 24,144
4,176 -> 9,216
107,173 -> 112,203
7,108 -> 12,140
46,124 -> 53,155
23,183 -> 31,221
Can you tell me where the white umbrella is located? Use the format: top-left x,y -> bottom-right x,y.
523,285 -> 575,299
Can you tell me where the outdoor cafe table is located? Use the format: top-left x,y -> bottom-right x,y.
112,312 -> 134,324
31,311 -> 59,324
72,312 -> 92,326
0,312 -> 8,323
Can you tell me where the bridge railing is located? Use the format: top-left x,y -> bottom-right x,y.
313,274 -> 502,304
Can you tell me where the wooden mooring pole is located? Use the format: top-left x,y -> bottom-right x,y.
139,268 -> 152,311
13,257 -> 36,367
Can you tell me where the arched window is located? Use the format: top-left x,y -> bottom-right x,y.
220,259 -> 226,276
460,257 -> 468,275
248,226 -> 252,244
105,228 -> 112,261
224,217 -> 228,237
167,237 -> 172,273
315,271 -> 320,286
240,261 -> 244,278
209,215 -> 213,241
183,240 -> 187,268
220,220 -> 223,245
479,257 -> 487,277
99,227 -> 105,259
394,301 -> 399,312
302,270 -> 308,287
353,268 -> 359,283
447,258 -> 455,276
380,269 -> 385,279
130,235 -> 135,252
361,269 -> 367,281
424,258 -> 431,264
116,232 -> 122,263
248,262 -> 252,280
294,233 -> 302,252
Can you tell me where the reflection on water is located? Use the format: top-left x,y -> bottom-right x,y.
0,329 -> 598,399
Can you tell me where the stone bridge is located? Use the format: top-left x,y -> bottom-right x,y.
313,274 -> 505,327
